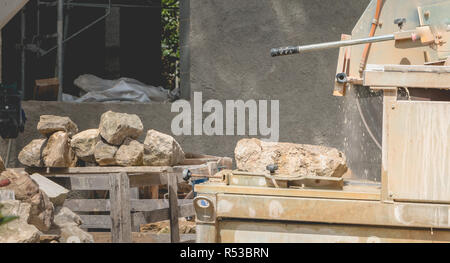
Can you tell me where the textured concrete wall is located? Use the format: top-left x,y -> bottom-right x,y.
1,0 -> 382,181
186,0 -> 380,181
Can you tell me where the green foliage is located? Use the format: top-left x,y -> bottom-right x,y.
161,0 -> 180,90
0,204 -> 18,226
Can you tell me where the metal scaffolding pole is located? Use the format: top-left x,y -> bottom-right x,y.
57,0 -> 64,101
20,9 -> 26,99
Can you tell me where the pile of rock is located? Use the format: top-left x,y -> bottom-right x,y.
235,138 -> 348,177
0,168 -> 93,243
19,111 -> 185,168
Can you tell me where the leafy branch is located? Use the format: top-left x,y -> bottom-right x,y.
161,0 -> 180,90
0,204 -> 18,226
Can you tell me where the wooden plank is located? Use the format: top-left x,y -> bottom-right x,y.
65,199 -> 111,212
168,173 -> 180,243
364,64 -> 450,89
64,199 -> 192,212
79,204 -> 194,229
19,166 -> 171,175
69,175 -> 110,190
195,184 -> 380,201
216,194 -> 450,230
129,188 -> 139,199
381,89 -> 397,203
0,0 -> 29,30
91,232 -> 196,243
382,64 -> 450,73
388,101 -> 450,203
37,173 -> 179,189
109,172 -> 132,243
80,215 -> 111,229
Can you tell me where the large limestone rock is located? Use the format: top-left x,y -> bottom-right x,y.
30,173 -> 69,207
0,170 -> 54,232
18,139 -> 47,167
28,190 -> 54,232
0,170 -> 39,201
235,139 -> 348,178
115,139 -> 144,167
42,131 -> 78,168
94,141 -> 118,166
53,207 -> 82,227
99,111 -> 144,145
71,129 -> 100,162
37,115 -> 78,137
60,225 -> 94,243
0,156 -> 5,172
143,130 -> 185,166
53,207 -> 94,243
0,201 -> 40,243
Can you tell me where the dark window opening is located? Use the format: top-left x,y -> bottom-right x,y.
1,0 -> 182,103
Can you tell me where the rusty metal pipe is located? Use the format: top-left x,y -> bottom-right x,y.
359,0 -> 384,74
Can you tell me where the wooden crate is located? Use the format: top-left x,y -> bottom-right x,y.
34,78 -> 59,101
17,154 -> 232,243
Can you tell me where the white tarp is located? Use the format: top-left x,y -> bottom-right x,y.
68,74 -> 176,103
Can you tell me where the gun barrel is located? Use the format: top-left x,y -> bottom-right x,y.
271,34 -> 395,57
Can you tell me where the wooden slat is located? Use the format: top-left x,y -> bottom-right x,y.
109,173 -> 132,243
388,101 -> 450,203
80,215 -> 111,229
364,64 -> 450,89
26,166 -> 171,174
168,173 -> 180,243
216,194 -> 450,230
70,175 -> 110,190
196,184 -> 380,201
64,199 -> 192,212
79,204 -> 195,229
44,173 -> 180,189
381,89 -> 397,202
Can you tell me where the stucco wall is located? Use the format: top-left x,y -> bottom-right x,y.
186,0 -> 380,180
